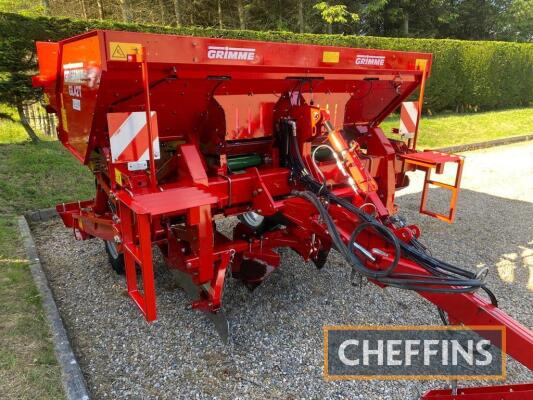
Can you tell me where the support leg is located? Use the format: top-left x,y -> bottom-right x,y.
138,213 -> 157,321
119,202 -> 157,322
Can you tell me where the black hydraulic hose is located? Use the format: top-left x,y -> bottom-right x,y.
325,189 -> 479,281
286,120 -> 310,179
283,119 -> 488,294
324,184 -> 490,295
295,190 -> 484,292
294,190 -> 401,280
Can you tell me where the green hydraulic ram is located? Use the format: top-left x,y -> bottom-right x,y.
227,154 -> 262,172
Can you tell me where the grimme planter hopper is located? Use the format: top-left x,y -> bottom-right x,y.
33,30 -> 532,398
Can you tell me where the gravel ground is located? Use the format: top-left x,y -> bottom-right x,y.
32,142 -> 533,399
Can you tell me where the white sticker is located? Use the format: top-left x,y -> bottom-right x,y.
63,62 -> 84,69
68,85 -> 82,97
72,98 -> 81,111
64,68 -> 85,84
127,160 -> 148,171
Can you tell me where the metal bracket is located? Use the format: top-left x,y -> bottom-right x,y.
400,151 -> 464,223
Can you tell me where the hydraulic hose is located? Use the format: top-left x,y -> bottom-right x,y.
294,190 -> 401,280
283,119 -> 488,294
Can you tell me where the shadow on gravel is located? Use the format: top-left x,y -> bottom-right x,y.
396,187 -> 533,296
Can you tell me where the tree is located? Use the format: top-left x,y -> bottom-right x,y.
158,0 -> 166,24
41,0 -> 50,15
448,0 -> 500,39
236,0 -> 246,29
119,0 -> 132,22
0,72 -> 40,143
360,0 -> 457,38
298,0 -> 304,33
173,0 -> 181,26
313,2 -> 359,34
94,0 -> 104,19
79,0 -> 87,19
0,0 -> 46,15
1,0 -> 531,44
0,74 -> 41,143
502,0 -> 533,41
0,15 -> 43,142
217,0 -> 223,28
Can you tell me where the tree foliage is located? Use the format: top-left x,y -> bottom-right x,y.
1,0 -> 531,41
1,11 -> 531,117
313,2 -> 359,33
1,1 -> 530,142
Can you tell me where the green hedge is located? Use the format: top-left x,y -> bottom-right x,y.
1,12 -> 532,112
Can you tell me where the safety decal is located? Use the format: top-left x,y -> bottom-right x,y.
109,42 -> 142,61
399,101 -> 419,138
107,111 -> 160,165
322,51 -> 340,63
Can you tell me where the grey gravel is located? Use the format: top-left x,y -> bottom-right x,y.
32,142 -> 533,399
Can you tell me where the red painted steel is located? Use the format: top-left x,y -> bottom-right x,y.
422,383 -> 533,399
400,151 -> 464,223
34,30 -> 532,398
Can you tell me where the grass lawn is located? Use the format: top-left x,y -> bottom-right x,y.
0,105 -> 531,398
380,107 -> 533,149
0,105 -> 93,399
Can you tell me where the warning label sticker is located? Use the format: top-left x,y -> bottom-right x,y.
322,51 -> 340,63
115,169 -> 123,186
416,58 -> 428,71
109,42 -> 141,61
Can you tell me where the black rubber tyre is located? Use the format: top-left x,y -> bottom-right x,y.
238,212 -> 266,230
237,212 -> 284,235
104,240 -> 125,275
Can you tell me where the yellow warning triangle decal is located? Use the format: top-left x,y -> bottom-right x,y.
109,42 -> 142,61
112,44 -> 126,59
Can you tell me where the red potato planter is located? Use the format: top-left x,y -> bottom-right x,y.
33,30 -> 532,399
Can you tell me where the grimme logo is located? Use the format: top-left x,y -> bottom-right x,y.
324,326 -> 505,380
207,46 -> 256,61
355,54 -> 385,66
63,62 -> 85,84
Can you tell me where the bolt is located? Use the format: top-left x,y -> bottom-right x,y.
113,235 -> 121,244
